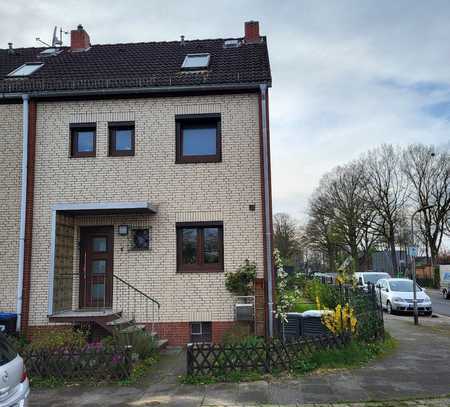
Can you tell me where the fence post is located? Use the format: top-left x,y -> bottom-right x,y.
186,344 -> 193,375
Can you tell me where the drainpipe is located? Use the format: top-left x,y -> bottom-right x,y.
260,84 -> 274,337
16,94 -> 29,332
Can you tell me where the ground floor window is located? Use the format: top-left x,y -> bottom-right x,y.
190,322 -> 212,343
176,222 -> 223,272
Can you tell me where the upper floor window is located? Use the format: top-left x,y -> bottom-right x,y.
109,122 -> 135,156
175,114 -> 221,164
70,123 -> 96,158
176,222 -> 223,272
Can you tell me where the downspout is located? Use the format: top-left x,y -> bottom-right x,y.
16,94 -> 29,331
260,84 -> 274,337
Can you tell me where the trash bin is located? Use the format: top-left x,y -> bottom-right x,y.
0,312 -> 17,334
281,311 -> 330,339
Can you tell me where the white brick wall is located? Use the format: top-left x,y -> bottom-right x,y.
0,104 -> 22,312
26,93 -> 264,326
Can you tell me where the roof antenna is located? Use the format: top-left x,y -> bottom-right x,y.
180,35 -> 185,46
36,26 -> 68,48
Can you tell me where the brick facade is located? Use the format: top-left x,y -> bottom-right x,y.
0,103 -> 22,313
23,93 -> 266,339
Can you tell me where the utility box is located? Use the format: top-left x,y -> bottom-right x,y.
235,296 -> 255,321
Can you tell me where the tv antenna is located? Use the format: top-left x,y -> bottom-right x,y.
36,26 -> 68,48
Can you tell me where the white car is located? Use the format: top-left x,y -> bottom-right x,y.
0,334 -> 29,407
355,272 -> 391,292
376,278 -> 432,316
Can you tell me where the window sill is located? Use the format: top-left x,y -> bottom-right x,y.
175,157 -> 222,164
177,269 -> 224,273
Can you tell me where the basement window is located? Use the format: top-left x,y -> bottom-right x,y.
181,53 -> 210,70
190,322 -> 212,343
7,63 -> 44,77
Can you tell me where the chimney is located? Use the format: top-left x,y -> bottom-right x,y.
244,21 -> 260,43
70,24 -> 90,51
7,42 -> 14,55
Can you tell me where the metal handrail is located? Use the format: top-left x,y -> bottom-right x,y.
112,274 -> 160,309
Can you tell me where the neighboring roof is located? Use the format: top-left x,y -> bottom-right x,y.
0,38 -> 271,97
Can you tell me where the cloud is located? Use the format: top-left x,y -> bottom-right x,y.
2,0 -> 450,220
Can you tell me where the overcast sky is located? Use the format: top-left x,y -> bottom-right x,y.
2,1 -> 450,221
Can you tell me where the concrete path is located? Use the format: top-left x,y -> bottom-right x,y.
29,314 -> 450,406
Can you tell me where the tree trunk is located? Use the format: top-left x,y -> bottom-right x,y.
389,236 -> 398,276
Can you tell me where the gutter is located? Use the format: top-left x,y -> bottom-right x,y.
0,82 -> 268,100
260,84 -> 274,338
16,94 -> 29,331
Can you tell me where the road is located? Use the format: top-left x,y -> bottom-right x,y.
428,288 -> 450,317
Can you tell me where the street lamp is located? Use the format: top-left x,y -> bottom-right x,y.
410,204 -> 435,325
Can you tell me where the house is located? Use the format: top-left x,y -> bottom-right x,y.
0,21 -> 273,345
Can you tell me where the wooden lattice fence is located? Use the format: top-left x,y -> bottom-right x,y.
22,346 -> 133,380
187,333 -> 350,375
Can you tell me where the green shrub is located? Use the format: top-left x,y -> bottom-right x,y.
103,328 -> 157,360
225,260 -> 257,296
29,329 -> 87,351
221,323 -> 254,345
304,279 -> 340,309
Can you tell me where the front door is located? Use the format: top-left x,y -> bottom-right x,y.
79,226 -> 114,309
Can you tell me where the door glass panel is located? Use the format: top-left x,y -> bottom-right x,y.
92,260 -> 106,275
92,237 -> 107,252
204,227 -> 219,264
182,228 -> 197,264
92,283 -> 105,301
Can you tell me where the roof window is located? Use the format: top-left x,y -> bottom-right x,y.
7,63 -> 44,77
39,48 -> 63,57
223,39 -> 241,48
181,53 -> 210,70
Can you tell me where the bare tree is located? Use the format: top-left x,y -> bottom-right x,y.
308,162 -> 375,272
273,213 -> 302,264
402,144 -> 450,265
362,145 -> 409,274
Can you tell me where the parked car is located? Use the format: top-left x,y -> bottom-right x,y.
439,265 -> 450,300
376,278 -> 432,316
355,272 -> 391,292
0,334 -> 29,407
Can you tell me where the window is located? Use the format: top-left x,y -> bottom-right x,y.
70,123 -> 96,157
176,222 -> 223,272
176,114 -> 221,163
0,335 -> 17,367
132,229 -> 150,250
181,53 -> 210,70
7,62 -> 44,77
109,122 -> 135,156
190,322 -> 212,343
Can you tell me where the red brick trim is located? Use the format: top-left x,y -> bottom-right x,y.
21,100 -> 37,334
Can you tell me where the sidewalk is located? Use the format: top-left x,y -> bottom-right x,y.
30,315 -> 450,406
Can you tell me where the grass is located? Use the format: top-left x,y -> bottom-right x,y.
181,334 -> 397,384
292,333 -> 397,375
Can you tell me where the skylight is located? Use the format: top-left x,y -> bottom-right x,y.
8,63 -> 44,77
224,39 -> 240,48
40,48 -> 62,57
181,53 -> 210,70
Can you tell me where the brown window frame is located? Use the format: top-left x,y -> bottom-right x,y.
108,121 -> 135,157
190,321 -> 212,343
175,114 -> 221,164
70,123 -> 96,158
176,221 -> 224,273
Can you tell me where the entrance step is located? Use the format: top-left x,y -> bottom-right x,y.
156,339 -> 168,350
